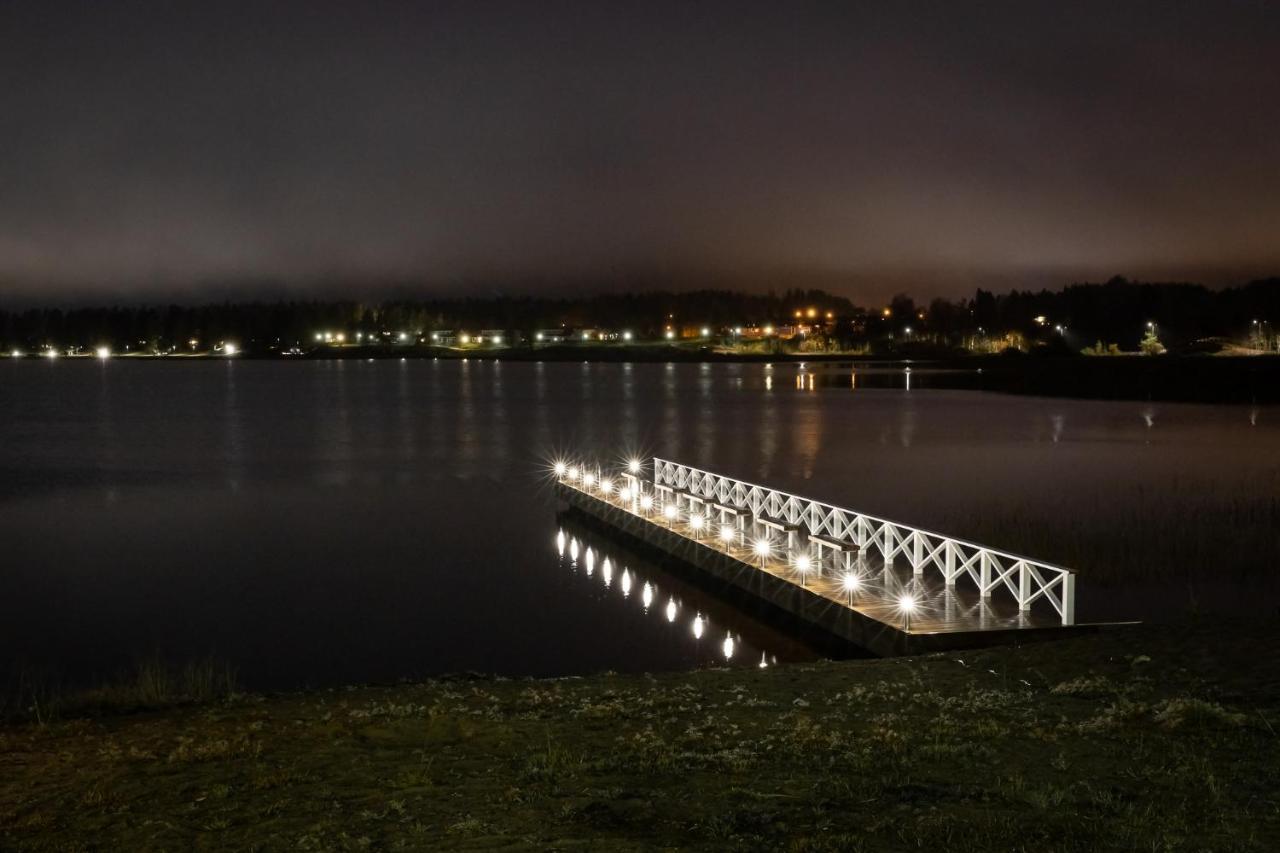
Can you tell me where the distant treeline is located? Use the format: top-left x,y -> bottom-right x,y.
1,278 -> 1277,353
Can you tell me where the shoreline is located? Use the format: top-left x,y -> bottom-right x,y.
3,618 -> 1277,850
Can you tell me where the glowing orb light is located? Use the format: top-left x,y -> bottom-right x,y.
692,614 -> 705,639
720,524 -> 735,543
95,346 -> 110,359
627,458 -> 641,474
554,461 -> 567,477
640,495 -> 654,512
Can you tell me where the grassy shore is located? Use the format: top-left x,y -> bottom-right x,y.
2,619 -> 1278,851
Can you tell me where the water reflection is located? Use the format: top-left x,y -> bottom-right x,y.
554,519 -> 812,668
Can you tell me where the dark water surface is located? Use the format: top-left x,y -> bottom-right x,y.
2,360 -> 1277,690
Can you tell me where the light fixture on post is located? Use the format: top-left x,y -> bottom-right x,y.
897,593 -> 917,632
793,553 -> 812,587
753,538 -> 771,567
841,572 -> 860,605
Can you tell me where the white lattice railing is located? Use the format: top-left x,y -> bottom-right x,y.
652,458 -> 1076,625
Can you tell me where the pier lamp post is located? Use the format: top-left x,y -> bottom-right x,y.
583,471 -> 595,488
554,461 -> 567,478
599,478 -> 613,496
719,524 -> 736,548
841,572 -> 860,606
793,553 -> 812,588
897,593 -> 917,632
567,466 -> 579,482
753,538 -> 772,568
663,503 -> 679,527
640,494 -> 654,514
689,513 -> 705,539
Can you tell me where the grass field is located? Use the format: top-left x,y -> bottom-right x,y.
2,618 -> 1277,851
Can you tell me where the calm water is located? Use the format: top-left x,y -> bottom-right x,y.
2,360 -> 1277,689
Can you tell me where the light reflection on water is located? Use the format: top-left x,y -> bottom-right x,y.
555,524 -> 789,669
0,360 -> 1277,689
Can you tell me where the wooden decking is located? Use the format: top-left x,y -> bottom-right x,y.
556,481 -> 1092,656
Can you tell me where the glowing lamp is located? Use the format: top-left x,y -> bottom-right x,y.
95,346 -> 110,359
689,514 -> 704,531
567,466 -> 579,481
599,478 -> 613,495
554,461 -> 567,477
692,614 -> 705,639
640,495 -> 654,512
627,458 -> 642,474
719,524 -> 735,543
223,343 -> 238,355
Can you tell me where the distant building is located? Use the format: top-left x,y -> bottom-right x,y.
534,329 -> 569,343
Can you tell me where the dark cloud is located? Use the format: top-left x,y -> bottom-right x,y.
1,0 -> 1277,303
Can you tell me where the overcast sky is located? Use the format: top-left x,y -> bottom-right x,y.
2,0 -> 1278,304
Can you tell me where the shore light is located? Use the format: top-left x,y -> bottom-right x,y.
720,524 -> 735,544
700,327 -> 710,336
10,350 -> 21,358
223,343 -> 238,356
583,473 -> 596,489
554,461 -> 567,477
640,494 -> 654,512
567,465 -> 579,481
599,478 -> 613,495
753,538 -> 771,566
619,486 -> 632,502
622,331 -> 633,341
493,335 -> 503,345
689,514 -> 705,537
663,503 -> 678,525
627,458 -> 642,474
335,333 -> 345,343
665,330 -> 675,340
44,349 -> 58,359
95,346 -> 110,359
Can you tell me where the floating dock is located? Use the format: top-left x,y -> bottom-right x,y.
554,457 -> 1096,656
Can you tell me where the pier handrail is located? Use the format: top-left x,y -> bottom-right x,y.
653,457 -> 1076,625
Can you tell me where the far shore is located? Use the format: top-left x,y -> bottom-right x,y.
15,347 -> 1280,404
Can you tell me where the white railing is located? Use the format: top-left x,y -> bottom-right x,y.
653,457 -> 1076,625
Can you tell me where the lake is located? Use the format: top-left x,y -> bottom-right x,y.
2,359 -> 1277,690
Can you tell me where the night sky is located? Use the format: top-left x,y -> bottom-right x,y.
2,1 -> 1278,303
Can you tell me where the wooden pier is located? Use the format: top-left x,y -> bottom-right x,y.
554,458 -> 1097,656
